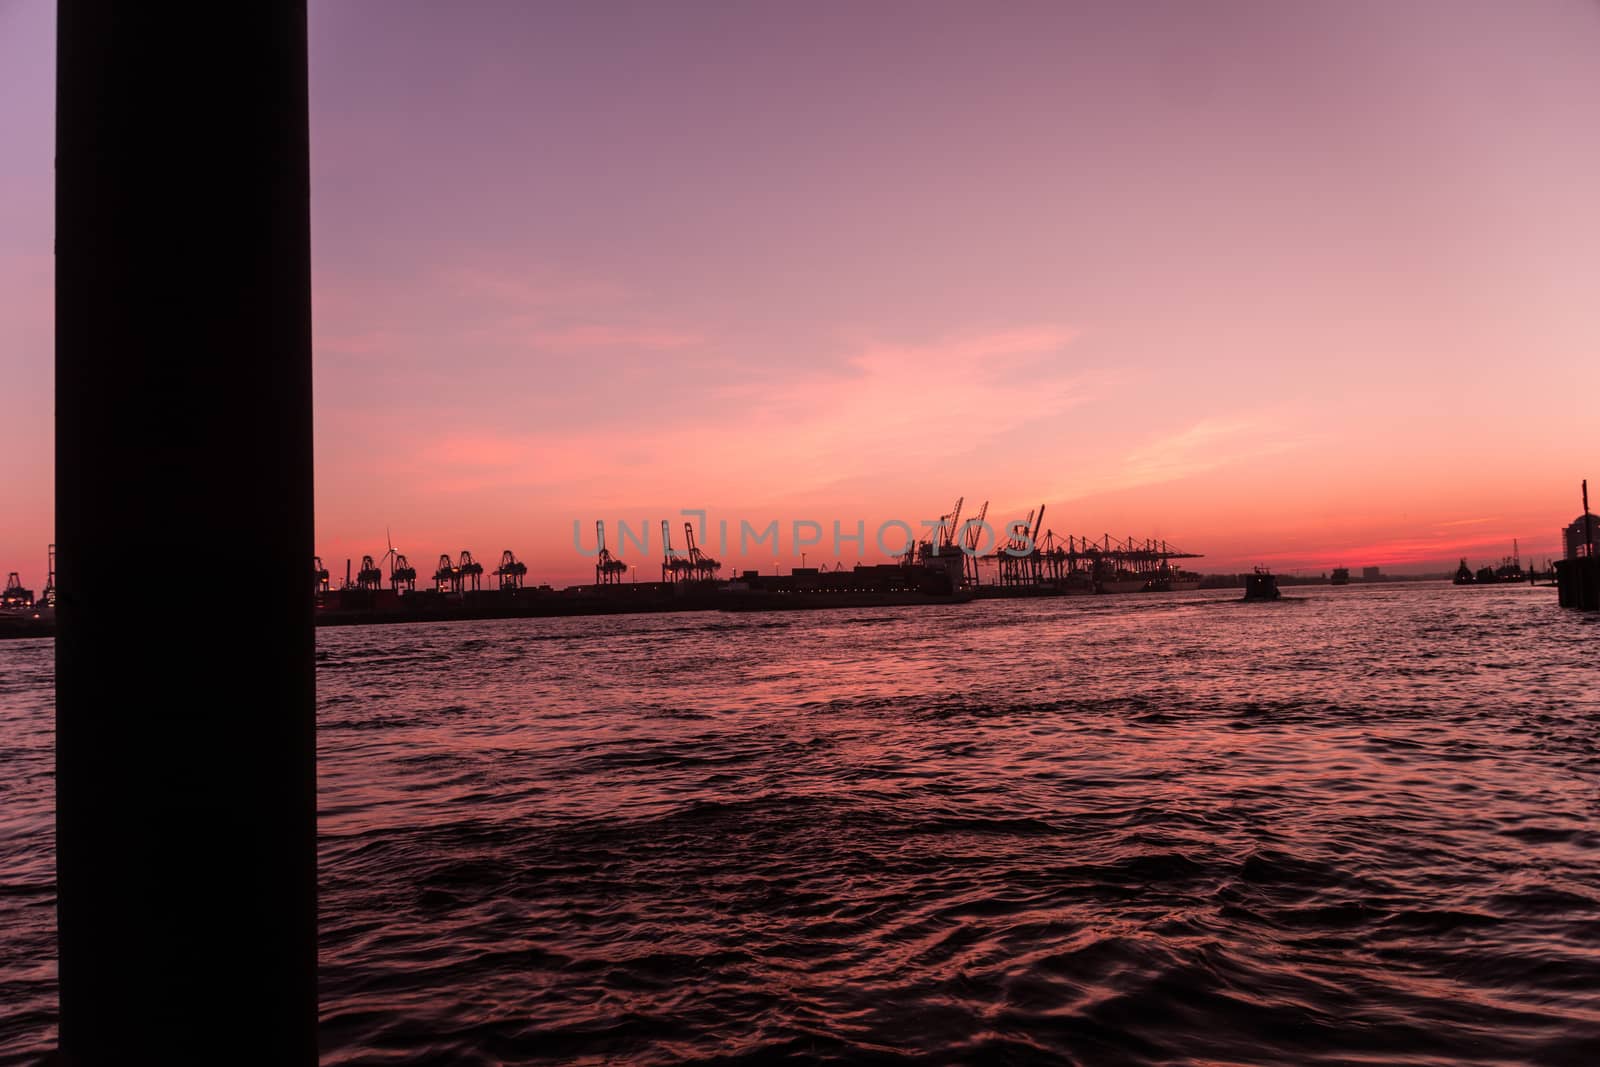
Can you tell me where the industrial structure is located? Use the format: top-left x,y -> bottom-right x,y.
8,487 -> 1593,636
594,521 -> 628,585
9,496 -> 1221,636
495,550 -> 528,590
290,495 -> 1202,618
356,555 -> 383,591
683,521 -> 721,581
3,572 -> 34,608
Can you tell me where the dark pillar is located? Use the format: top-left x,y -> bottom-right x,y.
55,5 -> 316,1062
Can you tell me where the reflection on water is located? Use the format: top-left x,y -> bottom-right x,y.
3,585 -> 1599,1064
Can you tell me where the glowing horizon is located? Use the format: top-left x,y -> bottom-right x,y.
3,1 -> 1598,588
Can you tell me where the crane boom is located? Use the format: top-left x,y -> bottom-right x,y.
944,496 -> 963,547
964,500 -> 989,551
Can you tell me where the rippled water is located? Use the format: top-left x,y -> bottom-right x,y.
3,584 -> 1600,1064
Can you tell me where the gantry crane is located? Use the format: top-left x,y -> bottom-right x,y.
962,500 -> 988,585
372,528 -> 414,593
356,555 -> 383,591
684,521 -> 720,581
661,520 -> 692,583
595,521 -> 627,585
312,556 -> 330,594
941,496 -> 963,552
997,505 -> 1046,585
458,551 -> 483,591
494,549 -> 527,590
390,554 -> 416,592
2,572 -> 33,608
433,553 -> 460,593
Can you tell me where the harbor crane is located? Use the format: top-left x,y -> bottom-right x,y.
494,550 -> 527,590
684,521 -> 720,580
356,555 -> 383,591
996,504 -> 1046,585
941,496 -> 963,551
373,528 -> 414,593
595,521 -> 627,585
2,572 -> 33,608
661,520 -> 692,583
903,495 -> 970,566
389,554 -> 416,592
312,556 -> 330,594
962,500 -> 988,584
1040,530 -> 1068,581
433,553 -> 460,593
1030,505 -> 1046,582
458,551 -> 483,591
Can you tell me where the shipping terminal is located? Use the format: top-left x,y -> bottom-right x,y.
2,499 -> 1210,637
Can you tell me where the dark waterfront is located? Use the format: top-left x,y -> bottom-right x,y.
3,583 -> 1599,1064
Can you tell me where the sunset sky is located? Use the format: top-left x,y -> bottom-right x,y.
3,1 -> 1598,585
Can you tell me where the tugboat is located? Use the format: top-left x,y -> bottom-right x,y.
1243,566 -> 1281,601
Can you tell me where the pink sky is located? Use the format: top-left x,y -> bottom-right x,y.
3,1 -> 1598,586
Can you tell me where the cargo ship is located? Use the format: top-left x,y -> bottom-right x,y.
720,560 -> 971,611
1141,561 -> 1201,592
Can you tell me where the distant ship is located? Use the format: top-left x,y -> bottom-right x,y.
1142,561 -> 1201,592
0,570 -> 52,638
1455,541 -> 1526,585
1330,567 -> 1350,585
1243,567 -> 1281,601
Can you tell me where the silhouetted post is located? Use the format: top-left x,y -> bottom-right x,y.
1585,480 -> 1594,558
56,4 -> 315,1062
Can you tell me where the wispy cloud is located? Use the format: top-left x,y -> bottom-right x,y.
1057,415 -> 1312,502
401,325 -> 1089,501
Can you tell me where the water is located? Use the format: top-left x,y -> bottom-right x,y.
3,584 -> 1599,1064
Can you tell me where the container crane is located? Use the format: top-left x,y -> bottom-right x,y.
962,500 -> 988,585
2,572 -> 34,608
356,555 -> 383,591
373,529 -> 413,592
390,554 -> 416,592
941,496 -> 963,552
595,521 -> 627,585
494,550 -> 527,590
684,521 -> 720,581
433,553 -> 460,593
661,520 -> 692,583
1030,505 -> 1046,581
997,506 -> 1043,586
312,556 -> 330,594
458,551 -> 483,591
